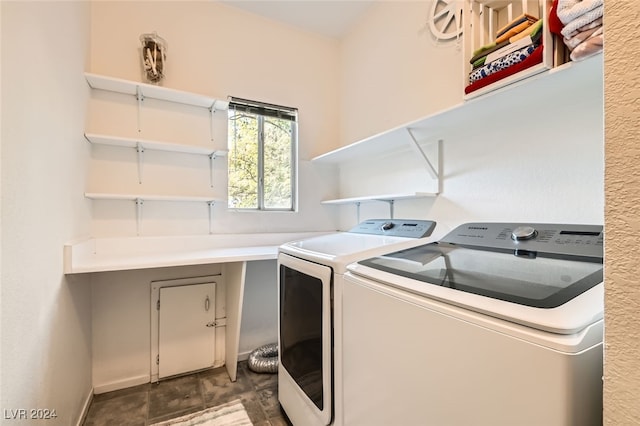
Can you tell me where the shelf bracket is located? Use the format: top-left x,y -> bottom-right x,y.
208,152 -> 223,188
405,128 -> 439,180
136,143 -> 145,184
136,86 -> 145,133
380,199 -> 395,219
208,201 -> 215,234
135,198 -> 144,236
209,106 -> 216,143
405,130 -> 442,194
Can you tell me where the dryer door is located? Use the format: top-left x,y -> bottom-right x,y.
278,253 -> 332,426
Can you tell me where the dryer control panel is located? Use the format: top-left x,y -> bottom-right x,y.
442,223 -> 603,259
349,219 -> 436,238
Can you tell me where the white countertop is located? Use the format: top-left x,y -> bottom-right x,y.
64,232 -> 332,274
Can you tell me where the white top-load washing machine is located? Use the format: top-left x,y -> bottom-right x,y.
277,219 -> 439,426
342,222 -> 604,426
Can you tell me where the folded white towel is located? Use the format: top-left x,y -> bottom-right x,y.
557,0 -> 604,25
560,5 -> 603,38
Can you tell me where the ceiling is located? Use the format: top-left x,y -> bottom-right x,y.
219,0 -> 376,39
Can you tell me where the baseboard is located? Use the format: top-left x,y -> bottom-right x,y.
93,374 -> 150,395
76,387 -> 94,426
92,354 -> 251,395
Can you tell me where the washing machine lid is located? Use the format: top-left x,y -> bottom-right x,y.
280,219 -> 437,271
359,241 -> 602,308
352,223 -> 603,333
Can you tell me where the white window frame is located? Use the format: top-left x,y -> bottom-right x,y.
227,97 -> 298,211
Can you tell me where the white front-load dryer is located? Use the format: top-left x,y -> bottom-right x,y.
277,219 -> 440,426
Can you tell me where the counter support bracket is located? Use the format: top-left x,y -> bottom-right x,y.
208,201 -> 215,234
136,143 -> 145,184
209,153 -> 222,188
136,198 -> 144,236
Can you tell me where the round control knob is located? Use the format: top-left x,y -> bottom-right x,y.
381,221 -> 395,231
511,226 -> 537,241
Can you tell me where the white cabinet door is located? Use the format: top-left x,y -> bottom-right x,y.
158,282 -> 216,379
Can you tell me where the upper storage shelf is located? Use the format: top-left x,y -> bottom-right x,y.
462,0 -> 561,99
85,73 -> 229,111
312,54 -> 602,165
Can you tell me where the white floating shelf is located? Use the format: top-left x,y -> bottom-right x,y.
321,192 -> 436,205
312,124 -> 425,165
85,72 -> 228,110
312,54 -> 602,165
85,193 -> 222,203
85,133 -> 227,157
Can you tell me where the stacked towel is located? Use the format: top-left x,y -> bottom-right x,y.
465,14 -> 544,95
495,13 -> 539,43
549,0 -> 603,61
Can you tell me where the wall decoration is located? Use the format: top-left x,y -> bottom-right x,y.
428,0 -> 463,41
140,32 -> 167,84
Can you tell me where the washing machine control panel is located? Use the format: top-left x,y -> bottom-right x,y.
511,226 -> 537,241
442,223 -> 603,259
349,219 -> 436,238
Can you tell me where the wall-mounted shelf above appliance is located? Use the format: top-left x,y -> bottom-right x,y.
314,133 -> 442,211
311,54 -> 602,214
321,192 -> 436,222
85,192 -> 223,235
321,192 -> 436,205
85,133 -> 227,186
312,54 -> 601,166
312,126 -> 442,166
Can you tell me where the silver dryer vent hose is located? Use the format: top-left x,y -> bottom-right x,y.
247,343 -> 278,374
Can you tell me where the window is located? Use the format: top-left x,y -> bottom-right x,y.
227,97 -> 297,210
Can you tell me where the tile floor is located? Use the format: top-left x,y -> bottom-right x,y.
83,361 -> 293,426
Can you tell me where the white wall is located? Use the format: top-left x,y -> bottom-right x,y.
91,263 -> 224,392
91,259 -> 277,391
604,2 -> 640,424
1,2 -> 93,424
339,1 -> 463,146
239,260 -> 279,356
88,0 -> 341,238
